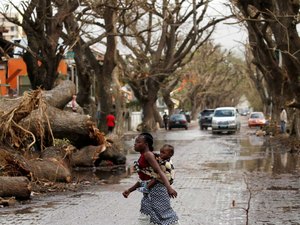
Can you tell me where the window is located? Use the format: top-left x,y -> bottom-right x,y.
215,109 -> 234,117
18,75 -> 31,95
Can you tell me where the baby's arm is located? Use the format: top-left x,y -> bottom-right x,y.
122,181 -> 141,198
146,179 -> 157,190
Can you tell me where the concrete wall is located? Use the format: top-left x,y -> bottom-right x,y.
130,111 -> 142,131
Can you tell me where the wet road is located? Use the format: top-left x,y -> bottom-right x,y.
1,117 -> 300,225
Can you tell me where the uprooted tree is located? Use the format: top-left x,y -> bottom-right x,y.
0,81 -> 126,201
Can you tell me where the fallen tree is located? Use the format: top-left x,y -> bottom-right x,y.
0,176 -> 31,200
72,144 -> 107,167
0,147 -> 31,177
20,105 -> 98,148
72,141 -> 126,167
0,80 -> 98,149
0,80 -> 76,112
0,81 -> 127,200
29,158 -> 72,183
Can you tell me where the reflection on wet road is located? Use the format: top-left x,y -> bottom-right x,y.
1,118 -> 300,225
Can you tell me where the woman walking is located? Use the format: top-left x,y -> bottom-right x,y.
122,133 -> 179,225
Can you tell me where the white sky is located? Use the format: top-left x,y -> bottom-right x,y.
208,0 -> 248,56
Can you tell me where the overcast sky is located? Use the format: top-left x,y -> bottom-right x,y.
208,0 -> 248,56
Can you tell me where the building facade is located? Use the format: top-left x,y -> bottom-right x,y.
0,13 -> 23,41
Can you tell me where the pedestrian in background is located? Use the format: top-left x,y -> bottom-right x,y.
106,112 -> 116,134
71,94 -> 78,112
280,107 -> 287,133
163,112 -> 169,130
122,133 -> 179,225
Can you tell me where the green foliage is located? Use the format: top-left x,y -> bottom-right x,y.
53,138 -> 71,147
126,100 -> 141,111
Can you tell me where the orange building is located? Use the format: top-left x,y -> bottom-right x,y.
0,58 -> 67,96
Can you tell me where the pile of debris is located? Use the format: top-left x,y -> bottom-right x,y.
0,81 -> 126,206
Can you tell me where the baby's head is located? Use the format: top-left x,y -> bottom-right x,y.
160,144 -> 174,160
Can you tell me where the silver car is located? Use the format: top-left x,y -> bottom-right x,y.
211,107 -> 241,134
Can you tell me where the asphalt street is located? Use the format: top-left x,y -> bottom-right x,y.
1,118 -> 300,225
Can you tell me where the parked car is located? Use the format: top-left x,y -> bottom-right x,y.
179,111 -> 191,123
211,107 -> 241,134
198,109 -> 215,130
248,112 -> 267,128
168,114 -> 188,130
240,110 -> 249,116
238,108 -> 250,116
240,112 -> 247,116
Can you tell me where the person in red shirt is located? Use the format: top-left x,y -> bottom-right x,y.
106,112 -> 116,133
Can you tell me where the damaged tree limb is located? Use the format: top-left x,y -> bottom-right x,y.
0,176 -> 31,200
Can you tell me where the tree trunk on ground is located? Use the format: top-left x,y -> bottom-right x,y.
0,176 -> 31,200
27,145 -> 75,183
20,105 -> 98,148
42,80 -> 76,109
0,147 -> 31,177
0,81 -> 104,150
28,158 -> 72,183
0,80 -> 76,112
72,142 -> 126,167
0,197 -> 16,207
72,144 -> 107,167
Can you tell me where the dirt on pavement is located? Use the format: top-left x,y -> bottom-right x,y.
1,118 -> 300,225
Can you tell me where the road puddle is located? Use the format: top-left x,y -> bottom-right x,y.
197,133 -> 300,224
203,135 -> 300,174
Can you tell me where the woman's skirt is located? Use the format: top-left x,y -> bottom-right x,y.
139,182 -> 179,225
